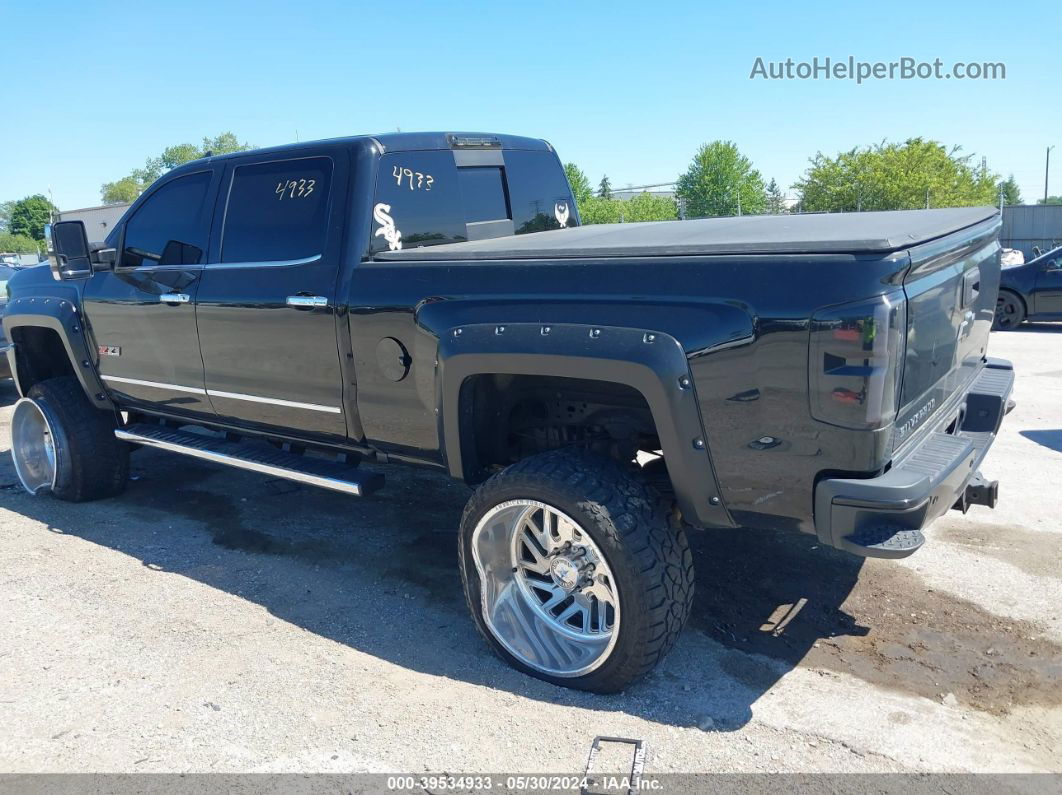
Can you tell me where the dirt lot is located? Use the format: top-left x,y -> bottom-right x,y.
0,326 -> 1060,775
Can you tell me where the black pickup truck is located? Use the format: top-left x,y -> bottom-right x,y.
4,132 -> 1013,692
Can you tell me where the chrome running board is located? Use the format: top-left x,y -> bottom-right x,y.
116,423 -> 383,497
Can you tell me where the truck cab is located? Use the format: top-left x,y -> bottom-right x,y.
66,134 -> 576,446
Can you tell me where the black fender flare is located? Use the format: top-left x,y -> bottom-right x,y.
3,294 -> 113,409
436,322 -> 734,529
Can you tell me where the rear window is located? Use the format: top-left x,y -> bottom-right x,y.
504,150 -> 577,234
221,157 -> 332,263
457,167 -> 510,222
370,148 -> 577,256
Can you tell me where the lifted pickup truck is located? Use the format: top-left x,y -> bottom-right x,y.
5,132 -> 1013,692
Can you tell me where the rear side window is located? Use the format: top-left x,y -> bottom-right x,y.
121,171 -> 212,267
221,157 -> 332,263
371,152 -> 465,255
504,150 -> 578,234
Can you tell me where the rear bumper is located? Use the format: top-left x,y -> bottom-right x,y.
814,358 -> 1014,558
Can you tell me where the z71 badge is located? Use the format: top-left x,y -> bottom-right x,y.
98,345 -> 121,357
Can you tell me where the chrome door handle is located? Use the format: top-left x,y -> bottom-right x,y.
159,293 -> 190,304
286,295 -> 329,309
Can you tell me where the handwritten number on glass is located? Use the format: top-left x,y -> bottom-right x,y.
275,178 -> 316,200
393,164 -> 433,191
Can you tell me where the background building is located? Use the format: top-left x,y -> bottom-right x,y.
56,203 -> 132,243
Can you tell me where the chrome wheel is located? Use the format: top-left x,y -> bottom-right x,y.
11,398 -> 58,495
470,499 -> 620,677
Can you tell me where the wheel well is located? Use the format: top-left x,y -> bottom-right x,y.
459,373 -> 664,483
10,326 -> 77,394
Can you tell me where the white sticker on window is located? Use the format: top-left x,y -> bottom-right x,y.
373,203 -> 403,251
555,201 -> 570,228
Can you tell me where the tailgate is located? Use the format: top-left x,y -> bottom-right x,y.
894,216 -> 1002,451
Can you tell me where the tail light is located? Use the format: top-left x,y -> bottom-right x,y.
809,291 -> 906,430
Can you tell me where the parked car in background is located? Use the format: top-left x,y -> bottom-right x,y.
0,263 -> 18,378
995,244 -> 1062,329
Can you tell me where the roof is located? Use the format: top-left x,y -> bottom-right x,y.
375,206 -> 1000,261
189,131 -> 551,167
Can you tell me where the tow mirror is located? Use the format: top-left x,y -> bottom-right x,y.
49,221 -> 93,280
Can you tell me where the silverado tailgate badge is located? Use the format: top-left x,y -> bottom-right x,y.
98,345 -> 121,357
555,201 -> 570,228
373,203 -> 403,251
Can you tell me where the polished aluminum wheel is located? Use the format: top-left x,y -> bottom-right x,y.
470,499 -> 620,677
11,398 -> 58,495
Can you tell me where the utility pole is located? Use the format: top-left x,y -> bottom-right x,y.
925,187 -> 930,209
1046,146 -> 1055,205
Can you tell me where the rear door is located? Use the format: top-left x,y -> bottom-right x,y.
194,148 -> 349,439
1032,251 -> 1062,314
83,168 -> 219,416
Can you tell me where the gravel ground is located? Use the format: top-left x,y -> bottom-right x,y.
0,326 -> 1060,775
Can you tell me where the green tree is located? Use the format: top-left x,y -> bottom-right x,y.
794,138 -> 999,212
578,195 -> 623,225
598,175 -> 612,199
101,132 -> 252,204
765,178 -> 785,214
1037,195 -> 1062,205
8,194 -> 57,241
576,193 -> 677,225
100,177 -> 146,205
623,192 -> 678,221
0,231 -> 42,253
564,162 -> 594,207
0,199 -> 13,232
999,175 -> 1022,205
676,141 -> 766,217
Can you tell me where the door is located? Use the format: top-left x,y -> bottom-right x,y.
1032,253 -> 1062,314
194,150 -> 348,439
83,169 -> 219,416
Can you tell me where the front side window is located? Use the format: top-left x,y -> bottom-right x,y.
221,157 -> 333,263
121,171 -> 212,267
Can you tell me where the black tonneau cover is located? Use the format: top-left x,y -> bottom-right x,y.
375,206 -> 998,261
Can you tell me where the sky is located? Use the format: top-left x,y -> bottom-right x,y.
3,0 -> 1060,210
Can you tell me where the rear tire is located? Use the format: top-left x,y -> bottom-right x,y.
12,376 -> 128,502
458,448 -> 694,693
993,290 -> 1026,330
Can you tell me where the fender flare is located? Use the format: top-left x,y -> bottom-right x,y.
437,322 -> 734,529
3,295 -> 113,409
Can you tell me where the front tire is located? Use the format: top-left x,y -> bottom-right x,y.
994,290 -> 1026,330
11,376 -> 128,502
458,448 -> 693,693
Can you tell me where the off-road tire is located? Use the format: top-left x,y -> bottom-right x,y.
458,448 -> 694,692
26,376 -> 129,502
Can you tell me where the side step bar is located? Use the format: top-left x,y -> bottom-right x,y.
116,423 -> 384,497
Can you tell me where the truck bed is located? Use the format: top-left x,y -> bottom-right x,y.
375,206 -> 998,261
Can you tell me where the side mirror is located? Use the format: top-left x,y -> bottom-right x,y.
49,221 -> 93,280
90,243 -> 117,271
